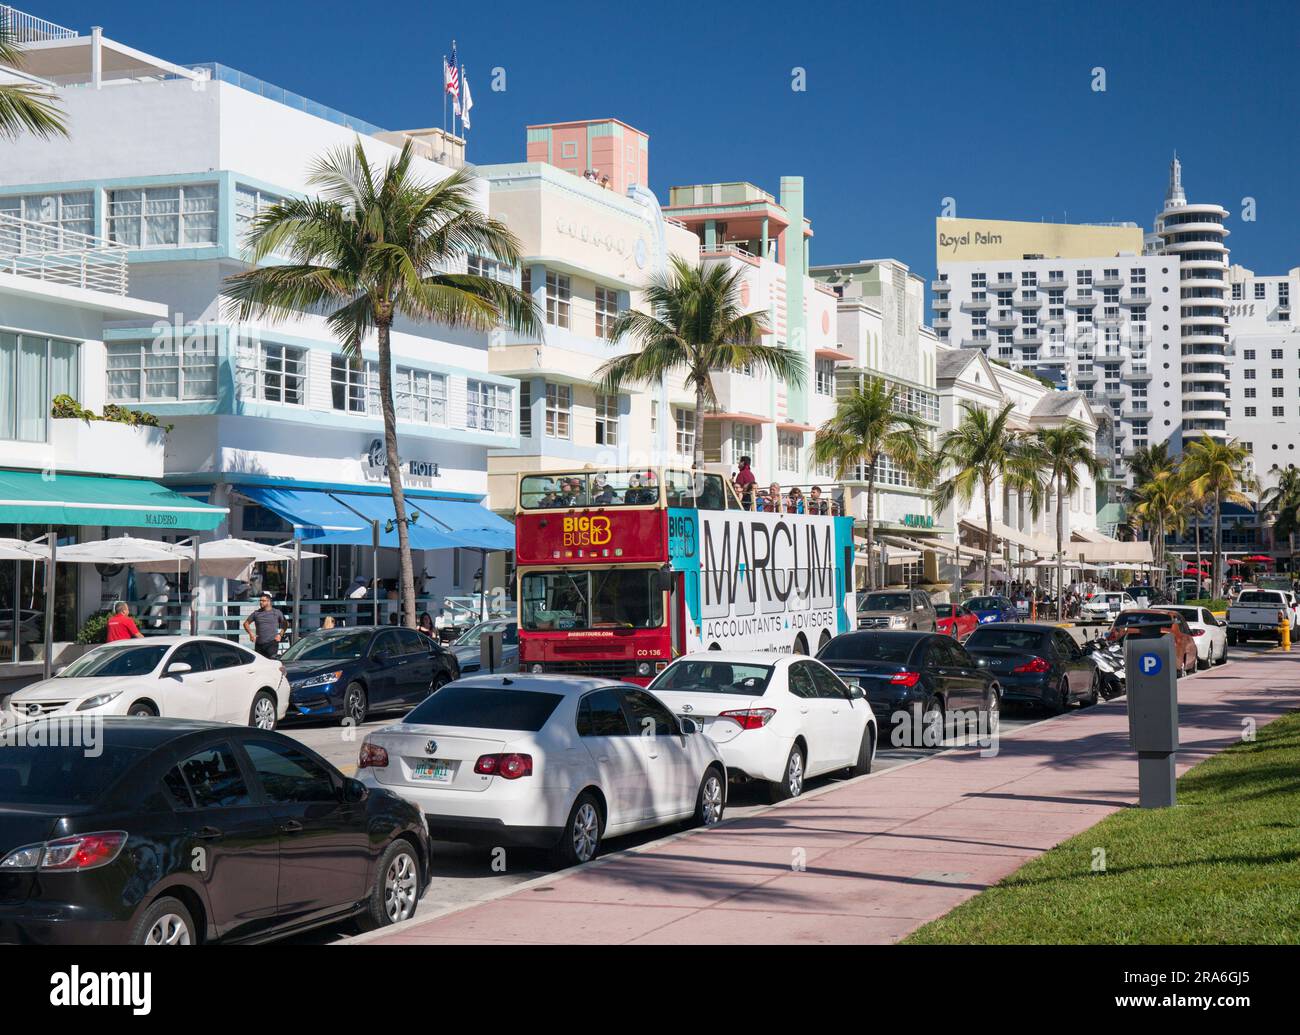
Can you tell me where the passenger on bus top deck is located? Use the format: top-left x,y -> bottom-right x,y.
560,477 -> 586,507
767,483 -> 783,511
590,474 -> 616,506
787,486 -> 805,514
808,485 -> 826,515
538,483 -> 560,508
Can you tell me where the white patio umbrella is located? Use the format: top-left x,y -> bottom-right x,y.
56,535 -> 192,565
0,538 -> 47,561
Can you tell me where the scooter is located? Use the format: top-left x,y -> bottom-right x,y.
1082,635 -> 1126,699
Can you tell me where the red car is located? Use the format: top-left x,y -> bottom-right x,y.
935,602 -> 980,641
1105,608 -> 1200,676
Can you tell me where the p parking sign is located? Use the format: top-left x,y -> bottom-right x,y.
1139,652 -> 1162,676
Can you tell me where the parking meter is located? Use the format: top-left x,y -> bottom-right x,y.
1124,624 -> 1179,808
480,628 -> 504,674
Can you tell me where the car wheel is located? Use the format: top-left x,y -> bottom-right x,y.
356,839 -> 421,931
767,743 -> 805,802
1196,648 -> 1209,670
1083,674 -> 1100,708
131,896 -> 196,945
1215,641 -> 1228,665
691,767 -> 726,827
553,791 -> 603,867
128,701 -> 157,718
342,682 -> 368,726
922,696 -> 945,748
248,691 -> 277,730
985,687 -> 1001,737
848,725 -> 875,776
1227,630 -> 1238,646
1050,678 -> 1070,715
429,672 -> 450,694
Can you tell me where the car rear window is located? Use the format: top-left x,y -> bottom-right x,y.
965,627 -> 1048,652
404,685 -> 563,732
966,597 -> 1004,610
1113,611 -> 1168,627
818,635 -> 917,664
0,742 -> 144,806
648,660 -> 772,696
1236,592 -> 1281,606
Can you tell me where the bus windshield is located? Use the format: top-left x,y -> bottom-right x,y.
520,569 -> 665,631
519,470 -> 660,509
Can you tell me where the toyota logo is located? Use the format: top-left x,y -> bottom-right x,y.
26,704 -> 41,717
425,739 -> 438,755
681,704 -> 694,713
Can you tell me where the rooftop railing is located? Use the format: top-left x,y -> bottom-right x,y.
0,4 -> 78,43
0,212 -> 130,295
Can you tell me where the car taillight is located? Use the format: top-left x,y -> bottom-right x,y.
1013,657 -> 1051,673
475,753 -> 533,778
359,741 -> 389,769
888,670 -> 922,688
1190,628 -> 1205,637
719,708 -> 777,730
36,831 -> 128,872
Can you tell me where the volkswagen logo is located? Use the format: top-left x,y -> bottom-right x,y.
425,739 -> 438,755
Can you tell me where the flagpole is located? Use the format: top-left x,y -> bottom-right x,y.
442,53 -> 447,137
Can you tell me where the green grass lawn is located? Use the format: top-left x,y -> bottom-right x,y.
905,711 -> 1300,944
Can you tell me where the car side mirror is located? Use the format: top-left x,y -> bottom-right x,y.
846,682 -> 865,700
167,662 -> 193,676
339,777 -> 368,803
679,717 -> 699,735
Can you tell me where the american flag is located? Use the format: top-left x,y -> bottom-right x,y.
444,43 -> 460,113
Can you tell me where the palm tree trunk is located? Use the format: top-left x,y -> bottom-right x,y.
983,477 -> 994,596
377,321 -> 417,628
1056,473 -> 1065,622
1212,490 -> 1222,598
693,381 -> 706,472
865,461 -> 877,591
1194,512 -> 1203,597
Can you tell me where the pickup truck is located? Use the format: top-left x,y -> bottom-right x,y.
1226,589 -> 1296,645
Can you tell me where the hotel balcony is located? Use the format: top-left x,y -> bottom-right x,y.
1016,331 -> 1043,345
0,212 -> 130,295
988,313 -> 1018,329
1066,294 -> 1096,308
960,297 -> 991,312
1120,293 -> 1151,306
1014,295 -> 1042,308
1042,275 -> 1068,289
932,296 -> 951,312
931,279 -> 951,293
1128,367 -> 1152,381
991,279 -> 1016,292
1095,274 -> 1124,289
933,317 -> 951,331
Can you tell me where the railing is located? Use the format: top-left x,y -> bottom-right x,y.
699,242 -> 757,262
0,4 -> 78,42
0,212 -> 130,295
186,63 -> 386,136
735,482 -> 845,516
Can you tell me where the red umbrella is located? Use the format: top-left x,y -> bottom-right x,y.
1181,566 -> 1204,575
1244,555 -> 1273,564
1227,558 -> 1244,566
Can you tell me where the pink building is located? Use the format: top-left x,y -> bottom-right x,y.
525,118 -> 649,194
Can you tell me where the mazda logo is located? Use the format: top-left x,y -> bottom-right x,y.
26,704 -> 41,716
425,739 -> 438,755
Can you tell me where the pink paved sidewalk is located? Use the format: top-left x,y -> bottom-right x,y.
359,649 -> 1300,945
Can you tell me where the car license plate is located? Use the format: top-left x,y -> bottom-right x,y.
412,759 -> 454,782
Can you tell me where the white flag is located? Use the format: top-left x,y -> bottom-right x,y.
460,70 -> 473,130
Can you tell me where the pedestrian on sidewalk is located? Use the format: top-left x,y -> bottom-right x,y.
243,592 -> 286,659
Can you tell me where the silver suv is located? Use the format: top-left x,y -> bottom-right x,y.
856,589 -> 937,632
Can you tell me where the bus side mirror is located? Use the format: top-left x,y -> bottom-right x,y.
654,569 -> 673,593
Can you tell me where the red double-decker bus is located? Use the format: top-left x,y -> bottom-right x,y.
514,467 -> 856,684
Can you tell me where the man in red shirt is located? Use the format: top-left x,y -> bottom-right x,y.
733,455 -> 757,509
106,602 -> 143,642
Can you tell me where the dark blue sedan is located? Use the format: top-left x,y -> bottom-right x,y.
962,623 -> 1099,713
964,595 -> 1020,625
281,626 -> 459,725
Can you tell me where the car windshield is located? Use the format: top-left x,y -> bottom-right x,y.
59,643 -> 169,678
966,627 -> 1048,652
649,660 -> 773,696
0,742 -> 144,805
859,593 -> 911,612
818,635 -> 917,664
454,621 -> 506,646
1113,611 -> 1168,627
520,570 -> 664,631
967,597 -> 1004,610
403,685 -> 562,732
1166,607 -> 1200,622
283,630 -> 372,662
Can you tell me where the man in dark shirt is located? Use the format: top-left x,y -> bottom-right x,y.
733,456 -> 757,509
243,593 -> 286,659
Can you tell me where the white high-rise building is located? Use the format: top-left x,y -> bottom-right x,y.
1146,155 -> 1231,442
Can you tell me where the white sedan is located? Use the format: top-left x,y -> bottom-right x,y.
647,652 -> 878,803
1166,605 -> 1229,668
3,636 -> 289,730
357,674 -> 727,866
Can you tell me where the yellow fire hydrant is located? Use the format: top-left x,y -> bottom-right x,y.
1280,611 -> 1292,651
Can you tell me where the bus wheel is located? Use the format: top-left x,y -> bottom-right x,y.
708,642 -> 721,651
793,633 -> 809,655
818,630 -> 832,653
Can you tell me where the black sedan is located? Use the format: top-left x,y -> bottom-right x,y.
282,626 -> 459,725
963,623 -> 1099,713
817,631 -> 1000,747
0,719 -> 430,945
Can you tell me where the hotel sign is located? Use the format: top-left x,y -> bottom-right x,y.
363,438 -> 440,486
901,514 -> 934,529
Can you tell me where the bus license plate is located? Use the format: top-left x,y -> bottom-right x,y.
413,759 -> 453,782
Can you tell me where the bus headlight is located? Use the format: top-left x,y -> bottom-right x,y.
637,662 -> 651,676
530,663 -> 544,674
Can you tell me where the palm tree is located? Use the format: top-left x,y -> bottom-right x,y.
931,403 -> 1040,595
1181,435 -> 1252,596
1178,467 -> 1210,595
225,140 -> 538,627
1131,470 -> 1181,586
1125,441 -> 1175,489
1261,467 -> 1300,554
595,256 -> 803,471
811,379 -> 930,590
0,22 -> 67,139
1031,424 -> 1103,619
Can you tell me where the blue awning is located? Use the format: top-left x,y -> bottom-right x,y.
240,486 -> 511,552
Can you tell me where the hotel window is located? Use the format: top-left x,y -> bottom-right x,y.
815,358 -> 835,396
107,340 -> 216,404
1273,368 -> 1284,379
732,422 -> 755,463
973,329 -> 987,340
674,407 -> 695,457
594,393 -> 619,446
519,382 -> 533,437
397,368 -> 448,425
467,254 -> 514,284
467,380 -> 511,432
1244,407 -> 1256,418
998,330 -> 1013,345
0,191 -> 94,240
649,394 -> 658,435
1271,348 -> 1284,360
1245,387 -> 1256,399
1131,269 -> 1146,284
1021,272 -> 1037,287
1049,307 -> 1065,321
0,332 -> 79,442
1243,349 -> 1255,360
1077,270 -> 1092,286
1103,268 -> 1119,281
1279,284 -> 1290,304
235,186 -> 289,253
544,382 -> 571,438
594,286 -> 619,338
1255,283 -> 1267,300
545,271 -> 571,328
1103,289 -> 1119,304
521,267 -> 532,296
972,313 -> 987,327
239,342 -> 306,405
1232,283 -> 1244,300
330,355 -> 374,414
972,290 -> 987,302
108,184 -> 218,248
1272,387 -> 1285,399
778,431 -> 800,472
970,273 -> 986,289
1273,406 -> 1284,417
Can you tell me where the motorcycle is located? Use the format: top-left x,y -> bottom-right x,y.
1082,635 -> 1126,699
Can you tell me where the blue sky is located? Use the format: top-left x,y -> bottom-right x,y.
36,0 -> 1300,279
